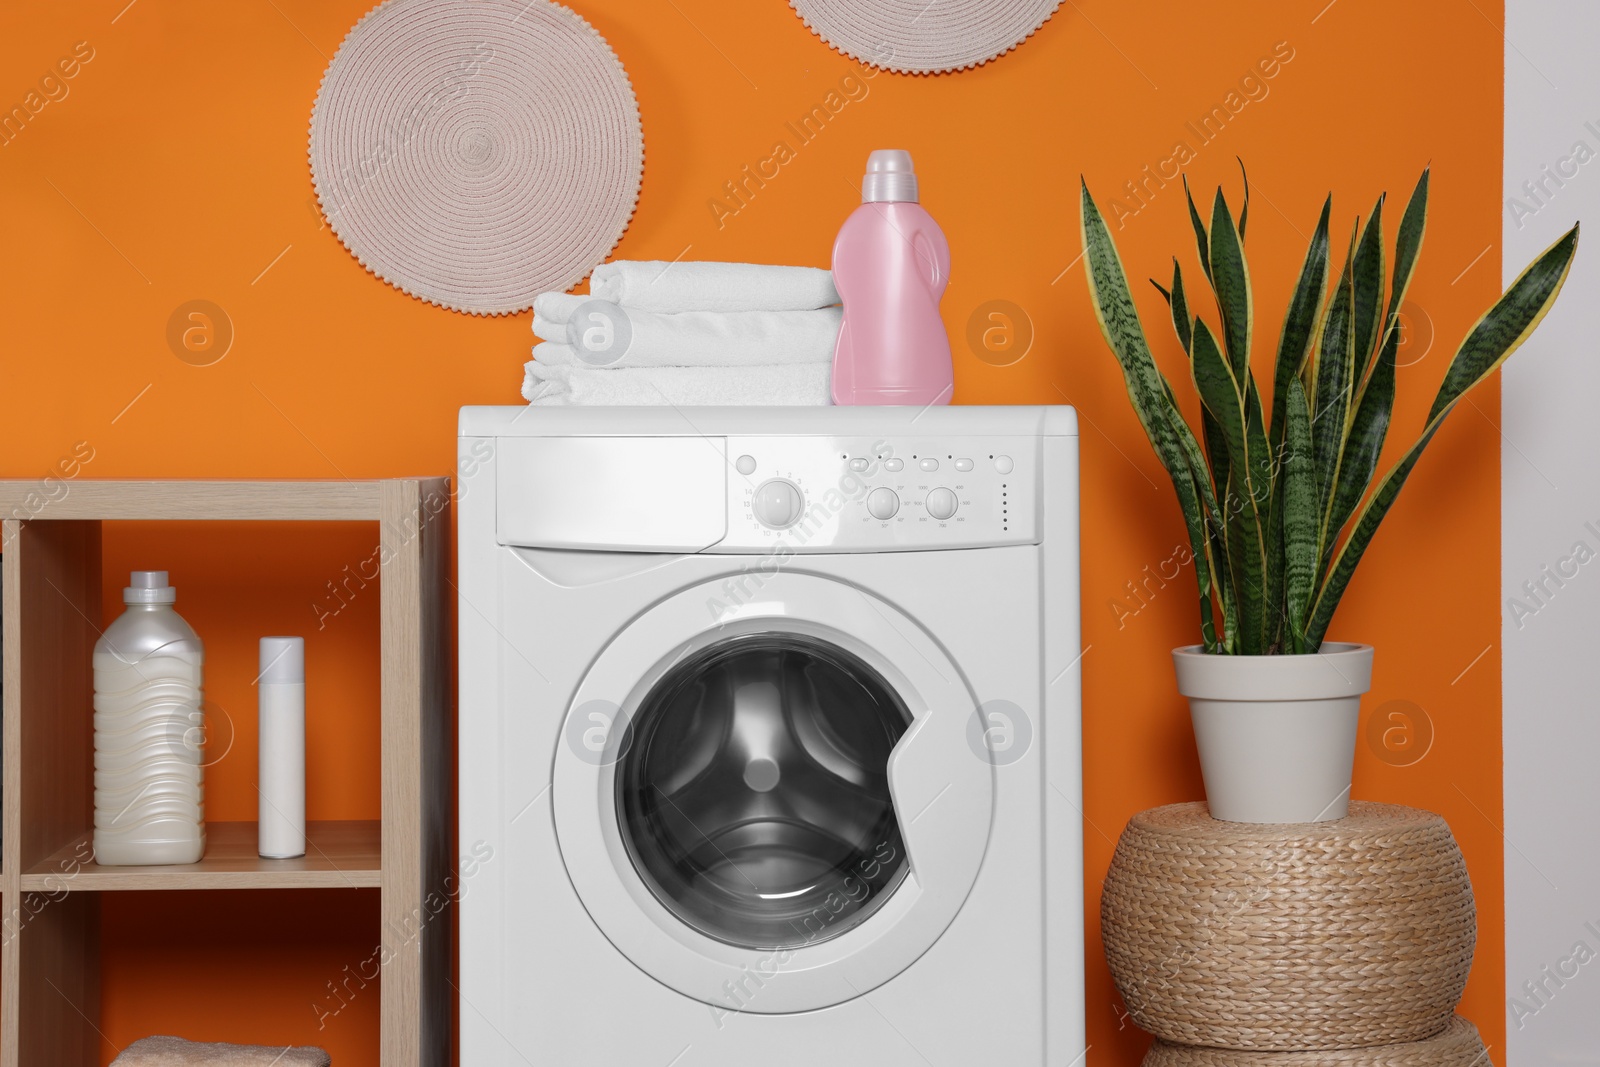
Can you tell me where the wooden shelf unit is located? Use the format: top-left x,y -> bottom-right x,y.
0,479 -> 451,1067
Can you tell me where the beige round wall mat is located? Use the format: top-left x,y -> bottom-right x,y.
310,0 -> 643,315
789,0 -> 1064,74
1142,1017 -> 1489,1067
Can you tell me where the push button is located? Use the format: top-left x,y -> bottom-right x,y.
848,458 -> 869,472
884,458 -> 904,472
994,455 -> 1015,475
954,458 -> 974,472
919,458 -> 939,472
735,455 -> 757,476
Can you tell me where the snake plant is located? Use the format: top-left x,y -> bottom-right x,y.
1081,166 -> 1578,654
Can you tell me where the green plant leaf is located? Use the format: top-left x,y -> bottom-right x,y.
1282,377 -> 1318,653
1313,226 -> 1358,520
1169,258 -> 1193,353
1263,196 -> 1331,651
1305,223 -> 1580,646
1183,175 -> 1211,280
1350,195 -> 1387,381
1205,493 -> 1238,652
1192,320 -> 1268,652
1326,323 -> 1397,563
1268,196 -> 1332,457
1223,467 -> 1254,649
1261,485 -> 1285,652
1080,178 -> 1225,650
1244,375 -> 1278,650
1162,258 -> 1231,489
1384,169 -> 1429,344
1153,271 -> 1229,489
1328,179 -> 1422,557
1209,189 -> 1253,381
1353,169 -> 1427,414
1237,158 -> 1251,241
1245,378 -> 1273,506
1192,322 -> 1247,478
1172,401 -> 1238,654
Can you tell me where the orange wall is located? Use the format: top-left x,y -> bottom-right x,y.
0,2 -> 1507,1063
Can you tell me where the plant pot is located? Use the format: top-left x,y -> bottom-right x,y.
1173,643 -> 1374,823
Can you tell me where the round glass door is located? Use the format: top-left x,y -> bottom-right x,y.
616,632 -> 912,950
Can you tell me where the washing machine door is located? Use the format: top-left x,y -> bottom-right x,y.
552,572 -> 993,1014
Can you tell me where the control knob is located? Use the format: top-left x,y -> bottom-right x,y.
867,487 -> 900,520
925,487 -> 959,521
752,479 -> 804,529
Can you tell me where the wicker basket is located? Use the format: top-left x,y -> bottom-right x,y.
1103,802 -> 1475,1051
1142,1017 -> 1487,1066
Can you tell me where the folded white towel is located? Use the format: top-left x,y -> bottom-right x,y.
588,261 -> 839,313
523,361 -> 832,406
531,303 -> 841,366
532,313 -> 567,343
534,292 -> 589,322
112,1036 -> 330,1065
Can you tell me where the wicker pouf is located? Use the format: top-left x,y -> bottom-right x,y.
1142,1017 -> 1487,1067
1102,802 -> 1475,1051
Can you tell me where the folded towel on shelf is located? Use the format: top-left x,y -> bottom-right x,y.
523,361 -> 831,407
531,304 -> 841,366
111,1036 -> 331,1066
587,261 -> 839,313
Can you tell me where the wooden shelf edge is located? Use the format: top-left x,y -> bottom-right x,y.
0,478 -> 447,522
21,820 -> 382,892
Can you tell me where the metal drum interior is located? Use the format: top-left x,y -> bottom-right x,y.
616,632 -> 912,950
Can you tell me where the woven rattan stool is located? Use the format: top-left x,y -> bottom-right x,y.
1103,802 -> 1475,1051
1142,1016 -> 1487,1067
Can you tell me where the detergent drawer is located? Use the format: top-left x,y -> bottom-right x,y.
495,435 -> 728,552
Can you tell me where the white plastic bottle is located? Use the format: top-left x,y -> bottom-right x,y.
258,636 -> 306,859
93,571 -> 206,866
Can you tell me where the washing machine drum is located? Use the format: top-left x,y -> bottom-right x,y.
617,634 -> 911,951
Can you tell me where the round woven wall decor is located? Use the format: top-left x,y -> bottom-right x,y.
1143,1017 -> 1488,1067
310,0 -> 643,315
1102,803 -> 1476,1052
789,0 -> 1063,74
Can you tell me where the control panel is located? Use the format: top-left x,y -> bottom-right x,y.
715,435 -> 1038,552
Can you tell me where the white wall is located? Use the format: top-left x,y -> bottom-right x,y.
1503,2 -> 1600,1061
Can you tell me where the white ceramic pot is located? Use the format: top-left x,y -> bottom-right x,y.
1172,643 -> 1374,823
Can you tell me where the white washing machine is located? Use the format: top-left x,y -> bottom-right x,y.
458,405 -> 1083,1066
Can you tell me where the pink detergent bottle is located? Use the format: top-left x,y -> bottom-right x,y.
831,150 -> 954,406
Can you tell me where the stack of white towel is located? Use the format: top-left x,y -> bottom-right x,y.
523,261 -> 841,406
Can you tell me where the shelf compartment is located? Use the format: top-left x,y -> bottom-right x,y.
1,479 -> 450,1066
21,821 -> 381,892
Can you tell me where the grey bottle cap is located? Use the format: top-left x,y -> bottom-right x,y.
260,636 -> 305,685
125,570 -> 176,605
862,149 -> 919,204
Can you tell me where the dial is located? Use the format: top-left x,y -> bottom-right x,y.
752,479 -> 804,529
867,487 -> 900,520
925,487 -> 959,521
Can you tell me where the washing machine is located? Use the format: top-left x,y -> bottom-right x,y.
457,405 -> 1083,1065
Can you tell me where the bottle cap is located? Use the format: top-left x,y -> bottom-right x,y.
862,149 -> 919,204
124,570 -> 177,605
259,637 -> 305,685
